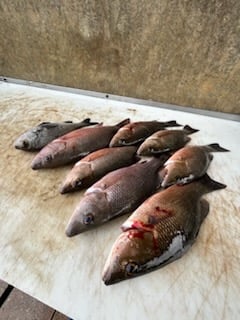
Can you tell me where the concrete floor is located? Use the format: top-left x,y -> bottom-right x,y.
0,280 -> 68,320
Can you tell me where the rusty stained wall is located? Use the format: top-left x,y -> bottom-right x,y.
0,0 -> 240,113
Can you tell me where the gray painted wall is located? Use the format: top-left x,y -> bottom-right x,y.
0,1 -> 239,113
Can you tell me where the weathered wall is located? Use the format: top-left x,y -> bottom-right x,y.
0,0 -> 240,113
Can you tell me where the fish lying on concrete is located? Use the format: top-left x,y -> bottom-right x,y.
60,146 -> 138,193
65,155 -> 169,237
102,174 -> 226,285
109,120 -> 181,147
31,119 -> 130,169
137,125 -> 198,156
14,118 -> 98,151
159,143 -> 229,187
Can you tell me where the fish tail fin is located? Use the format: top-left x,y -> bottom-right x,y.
199,174 -> 226,193
205,143 -> 230,152
183,125 -> 199,135
82,118 -> 99,125
116,118 -> 131,128
164,120 -> 181,127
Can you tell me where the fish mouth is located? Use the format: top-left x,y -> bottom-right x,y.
59,184 -> 73,194
65,218 -> 94,237
102,266 -> 125,286
14,144 -> 22,150
31,159 -> 42,170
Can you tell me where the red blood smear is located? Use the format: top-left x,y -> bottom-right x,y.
127,230 -> 146,240
122,220 -> 154,232
155,206 -> 172,215
127,230 -> 159,252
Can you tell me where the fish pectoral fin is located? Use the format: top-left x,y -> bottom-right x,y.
151,148 -> 171,154
121,138 -> 145,146
177,174 -> 195,185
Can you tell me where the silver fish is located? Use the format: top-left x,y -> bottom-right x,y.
60,146 -> 138,193
14,118 -> 98,150
137,125 -> 198,156
31,119 -> 130,169
159,143 -> 229,187
102,174 -> 226,285
65,155 -> 169,237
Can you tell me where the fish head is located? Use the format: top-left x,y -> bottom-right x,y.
137,137 -> 163,156
109,127 -> 133,147
31,150 -> 55,169
102,230 -> 156,285
65,191 -> 110,236
160,161 -> 189,187
14,131 -> 37,150
31,140 -> 66,169
60,162 -> 92,193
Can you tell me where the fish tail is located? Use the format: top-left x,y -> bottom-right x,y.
116,118 -> 131,128
183,125 -> 199,135
205,143 -> 230,152
198,174 -> 226,193
164,120 -> 181,127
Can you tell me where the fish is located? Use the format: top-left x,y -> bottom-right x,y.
14,118 -> 98,151
137,125 -> 198,156
109,120 -> 181,147
102,174 -> 226,285
60,146 -> 138,194
31,119 -> 130,169
159,143 -> 229,187
65,155 -> 169,237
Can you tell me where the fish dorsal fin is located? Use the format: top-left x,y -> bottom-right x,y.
39,122 -> 58,128
82,118 -> 91,123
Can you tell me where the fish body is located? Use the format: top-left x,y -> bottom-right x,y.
31,119 -> 130,169
60,146 -> 138,193
109,120 -> 181,147
160,143 -> 229,187
102,174 -> 226,285
137,125 -> 198,156
14,118 -> 98,151
65,156 -> 169,236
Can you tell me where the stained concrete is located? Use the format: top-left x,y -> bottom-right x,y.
0,1 -> 240,113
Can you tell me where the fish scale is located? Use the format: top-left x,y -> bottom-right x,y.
65,156 -> 168,236
102,174 -> 226,285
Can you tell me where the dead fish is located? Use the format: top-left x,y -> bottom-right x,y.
159,143 -> 229,187
102,174 -> 226,285
137,125 -> 198,156
109,120 -> 181,147
14,118 -> 98,151
65,155 -> 169,237
60,146 -> 138,194
31,118 -> 130,169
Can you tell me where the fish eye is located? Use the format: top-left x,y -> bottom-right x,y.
83,213 -> 94,225
74,179 -> 82,188
46,155 -> 52,162
22,140 -> 29,149
125,262 -> 139,275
